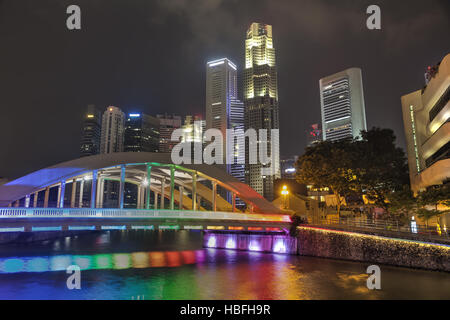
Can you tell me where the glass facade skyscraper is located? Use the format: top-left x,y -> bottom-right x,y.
124,113 -> 160,153
80,104 -> 102,157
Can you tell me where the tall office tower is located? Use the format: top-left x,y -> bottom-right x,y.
243,22 -> 280,201
124,113 -> 160,152
206,58 -> 245,181
100,106 -> 126,154
401,53 -> 450,194
182,115 -> 205,144
80,104 -> 102,157
156,114 -> 182,153
319,68 -> 367,141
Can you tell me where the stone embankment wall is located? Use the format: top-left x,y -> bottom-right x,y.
297,226 -> 450,272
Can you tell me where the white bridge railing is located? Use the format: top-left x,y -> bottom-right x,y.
0,208 -> 291,223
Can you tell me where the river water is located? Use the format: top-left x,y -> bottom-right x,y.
0,230 -> 448,300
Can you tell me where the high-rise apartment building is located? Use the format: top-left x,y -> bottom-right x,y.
319,68 -> 367,141
156,114 -> 182,153
100,106 -> 125,154
80,104 -> 102,157
124,113 -> 160,153
401,53 -> 450,194
243,23 -> 280,201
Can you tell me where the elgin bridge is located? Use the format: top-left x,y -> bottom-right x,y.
0,153 -> 293,253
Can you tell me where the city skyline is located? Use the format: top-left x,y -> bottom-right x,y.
0,0 -> 449,179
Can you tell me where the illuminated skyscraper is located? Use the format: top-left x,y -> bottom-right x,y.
80,104 -> 102,157
206,58 -> 245,181
124,113 -> 160,153
157,114 -> 182,153
244,22 -> 280,201
206,58 -> 246,206
319,68 -> 367,141
100,106 -> 125,154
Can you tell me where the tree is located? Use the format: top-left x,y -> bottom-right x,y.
416,184 -> 450,227
388,185 -> 416,225
355,128 -> 409,214
295,139 -> 358,218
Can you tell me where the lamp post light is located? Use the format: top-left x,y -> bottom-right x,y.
281,185 -> 289,209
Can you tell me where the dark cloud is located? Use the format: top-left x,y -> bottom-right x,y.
0,0 -> 449,179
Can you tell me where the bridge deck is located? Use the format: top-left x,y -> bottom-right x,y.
0,208 -> 291,233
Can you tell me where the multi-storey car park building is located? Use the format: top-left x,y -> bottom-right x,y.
243,23 -> 280,201
319,68 -> 367,141
401,53 -> 450,194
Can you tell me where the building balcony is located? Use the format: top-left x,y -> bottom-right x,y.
427,99 -> 450,135
422,121 -> 450,160
412,158 -> 450,193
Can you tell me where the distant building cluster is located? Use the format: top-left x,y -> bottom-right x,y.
80,106 -> 196,156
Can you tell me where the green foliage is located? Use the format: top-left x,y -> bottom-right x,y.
296,127 -> 409,216
417,184 -> 450,209
295,139 -> 358,217
289,214 -> 307,237
387,185 -> 416,225
355,128 -> 409,211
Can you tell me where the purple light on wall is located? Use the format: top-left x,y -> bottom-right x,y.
248,241 -> 261,251
207,235 -> 217,248
225,238 -> 236,249
273,239 -> 287,253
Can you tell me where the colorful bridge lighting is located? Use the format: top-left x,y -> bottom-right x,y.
273,239 -> 287,253
207,236 -> 217,248
225,238 -> 236,249
248,241 -> 261,252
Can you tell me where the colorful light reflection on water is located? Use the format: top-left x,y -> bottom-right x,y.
0,250 -> 205,274
0,231 -> 448,300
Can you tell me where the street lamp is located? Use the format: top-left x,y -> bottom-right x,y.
281,185 -> 289,209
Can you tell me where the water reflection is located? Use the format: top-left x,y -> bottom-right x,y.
0,231 -> 448,300
0,250 -> 204,274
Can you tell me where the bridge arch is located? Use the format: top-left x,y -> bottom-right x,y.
0,152 -> 282,214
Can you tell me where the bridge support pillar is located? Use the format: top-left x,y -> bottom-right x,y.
179,186 -> 184,209
58,180 -> 66,208
119,165 -> 126,209
90,171 -> 98,209
145,164 -> 151,209
232,193 -> 236,212
43,187 -> 50,208
160,178 -> 165,209
79,180 -> 84,208
25,194 -> 30,208
70,179 -> 76,208
212,181 -> 217,212
96,177 -> 104,208
33,192 -> 38,208
154,192 -> 158,209
192,172 -> 197,211
137,186 -> 141,209
170,166 -> 175,210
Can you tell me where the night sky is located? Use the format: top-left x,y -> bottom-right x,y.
0,0 -> 449,180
